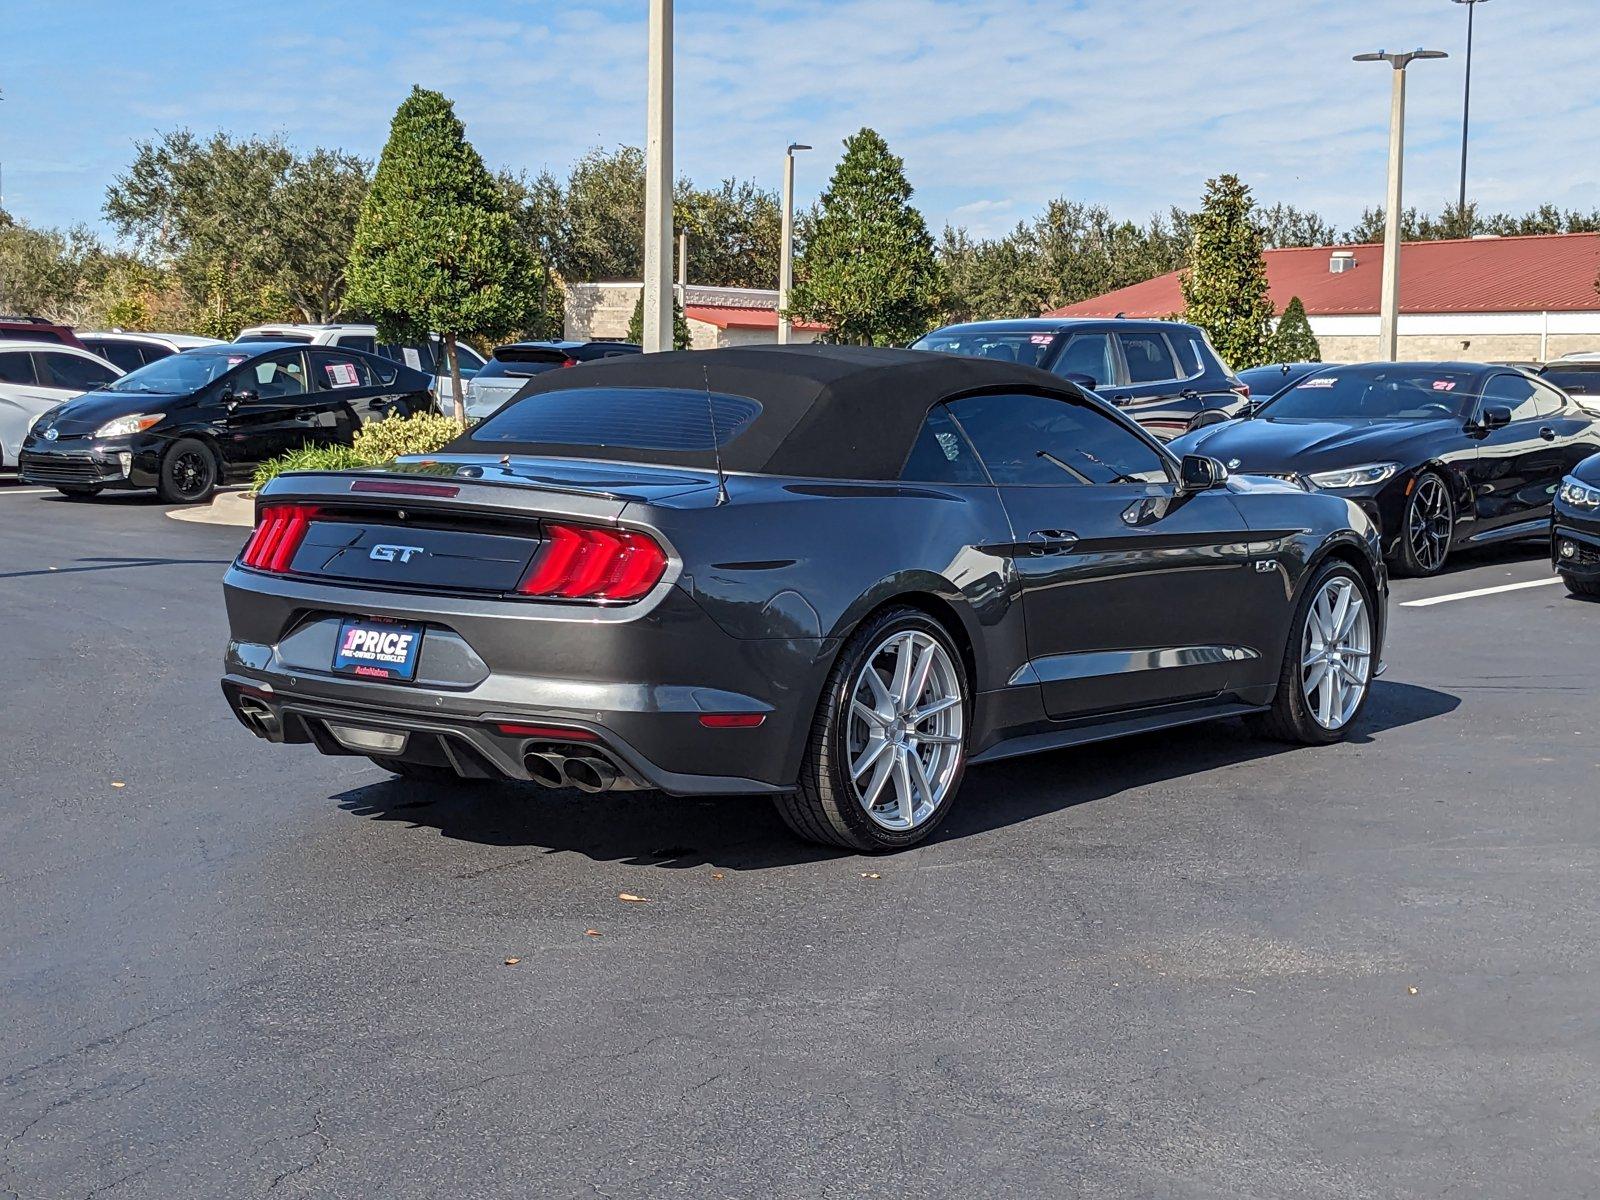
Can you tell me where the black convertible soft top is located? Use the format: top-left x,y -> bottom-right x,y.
452,344 -> 1088,480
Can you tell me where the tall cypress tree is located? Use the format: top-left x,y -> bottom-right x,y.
787,128 -> 940,345
347,87 -> 546,424
1271,295 -> 1321,362
1180,174 -> 1276,370
626,292 -> 691,348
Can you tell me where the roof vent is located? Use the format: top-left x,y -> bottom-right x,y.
1329,250 -> 1357,274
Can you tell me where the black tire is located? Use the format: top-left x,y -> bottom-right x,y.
1563,573 -> 1600,599
1248,559 -> 1376,745
55,484 -> 103,499
156,438 -> 218,504
369,756 -> 468,783
1391,471 -> 1453,577
775,606 -> 969,852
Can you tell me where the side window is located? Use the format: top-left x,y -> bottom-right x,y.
455,344 -> 485,371
1481,374 -> 1540,422
900,405 -> 989,484
35,351 -> 118,391
336,335 -> 377,355
312,352 -> 376,391
1116,332 -> 1179,384
86,341 -> 144,373
1050,333 -> 1116,388
380,342 -> 437,374
1172,334 -> 1204,378
948,392 -> 1169,486
1531,380 -> 1566,418
251,352 -> 309,400
0,351 -> 35,385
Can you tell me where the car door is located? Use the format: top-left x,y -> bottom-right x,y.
1468,373 -> 1573,535
308,349 -> 393,440
219,351 -> 317,466
33,349 -> 119,398
946,389 -> 1260,721
1047,329 -> 1119,392
0,349 -> 49,465
1092,330 -> 1202,441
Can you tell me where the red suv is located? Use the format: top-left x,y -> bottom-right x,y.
0,316 -> 85,351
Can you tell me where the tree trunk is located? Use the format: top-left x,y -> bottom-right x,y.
445,335 -> 466,429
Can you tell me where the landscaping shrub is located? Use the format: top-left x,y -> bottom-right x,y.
251,412 -> 464,492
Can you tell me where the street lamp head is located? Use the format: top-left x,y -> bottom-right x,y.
787,143 -> 812,154
1354,48 -> 1448,68
1451,0 -> 1489,6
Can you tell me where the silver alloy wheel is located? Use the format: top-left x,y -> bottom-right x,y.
1301,575 -> 1372,730
846,629 -> 964,831
1407,475 -> 1451,572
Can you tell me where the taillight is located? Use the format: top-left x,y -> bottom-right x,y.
1232,383 -> 1251,399
240,504 -> 318,573
516,523 -> 667,601
560,357 -> 578,368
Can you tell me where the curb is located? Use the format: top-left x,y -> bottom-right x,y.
166,489 -> 255,528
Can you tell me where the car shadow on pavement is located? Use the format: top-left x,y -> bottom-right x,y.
0,554 -> 236,580
332,680 -> 1459,870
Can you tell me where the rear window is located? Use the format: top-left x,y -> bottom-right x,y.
1541,367 -> 1600,396
910,329 -> 1059,369
468,387 -> 762,454
475,354 -> 569,381
235,332 -> 313,344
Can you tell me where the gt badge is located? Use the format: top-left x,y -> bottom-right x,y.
370,544 -> 425,563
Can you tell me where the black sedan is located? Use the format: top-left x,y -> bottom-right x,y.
1554,452 -> 1600,597
221,345 -> 1387,852
19,342 -> 435,503
1171,362 -> 1600,576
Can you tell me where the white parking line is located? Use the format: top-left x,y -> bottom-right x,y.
1401,577 -> 1563,607
0,487 -> 55,496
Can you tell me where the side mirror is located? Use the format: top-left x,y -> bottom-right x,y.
1059,372 -> 1100,391
1179,453 -> 1228,493
1478,404 -> 1512,430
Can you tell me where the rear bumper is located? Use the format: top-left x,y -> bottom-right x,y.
221,566 -> 837,793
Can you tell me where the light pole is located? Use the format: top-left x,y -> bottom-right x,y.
1354,48 -> 1448,361
642,0 -> 674,353
1452,0 -> 1488,217
777,143 -> 810,345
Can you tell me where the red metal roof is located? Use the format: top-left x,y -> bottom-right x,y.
1047,232 -> 1600,319
682,305 -> 826,331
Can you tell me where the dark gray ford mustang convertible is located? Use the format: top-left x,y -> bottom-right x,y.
222,346 -> 1388,851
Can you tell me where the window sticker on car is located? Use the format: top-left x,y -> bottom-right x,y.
1431,379 -> 1458,391
227,355 -> 248,367
1298,376 -> 1337,388
1030,334 -> 1053,344
326,362 -> 360,388
402,348 -> 423,370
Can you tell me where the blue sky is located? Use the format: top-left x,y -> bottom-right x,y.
3,0 -> 1597,242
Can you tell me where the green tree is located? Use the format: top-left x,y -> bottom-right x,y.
1180,174 -> 1277,370
626,292 -> 691,348
347,86 -> 548,425
788,128 -> 939,345
1253,203 -> 1338,249
105,130 -> 369,325
1271,296 -> 1321,362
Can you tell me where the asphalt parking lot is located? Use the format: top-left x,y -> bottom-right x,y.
2,483 -> 1597,1199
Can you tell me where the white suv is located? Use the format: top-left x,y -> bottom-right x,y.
77,331 -> 224,373
0,341 -> 122,470
232,324 -> 484,409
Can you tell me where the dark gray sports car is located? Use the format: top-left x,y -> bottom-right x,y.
222,346 -> 1388,851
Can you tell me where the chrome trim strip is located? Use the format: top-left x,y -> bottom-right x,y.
1007,644 -> 1259,687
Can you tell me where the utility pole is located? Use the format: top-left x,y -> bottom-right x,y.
1452,0 -> 1489,217
777,143 -> 810,345
1354,48 -> 1447,361
642,0 -> 674,352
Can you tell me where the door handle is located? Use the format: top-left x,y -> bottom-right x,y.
1539,426 -> 1557,441
1027,530 -> 1079,555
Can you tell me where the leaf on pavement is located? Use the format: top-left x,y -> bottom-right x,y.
503,957 -> 521,966
618,892 -> 649,903
584,929 -> 601,937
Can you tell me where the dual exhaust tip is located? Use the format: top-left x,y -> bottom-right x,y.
525,749 -> 620,794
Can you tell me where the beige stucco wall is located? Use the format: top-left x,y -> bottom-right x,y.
1316,333 -> 1600,362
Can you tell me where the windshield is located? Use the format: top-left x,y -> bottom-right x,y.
104,349 -> 253,394
910,329 -> 1059,369
1260,367 -> 1479,420
235,332 -> 313,344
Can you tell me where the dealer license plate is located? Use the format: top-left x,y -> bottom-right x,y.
332,618 -> 424,681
